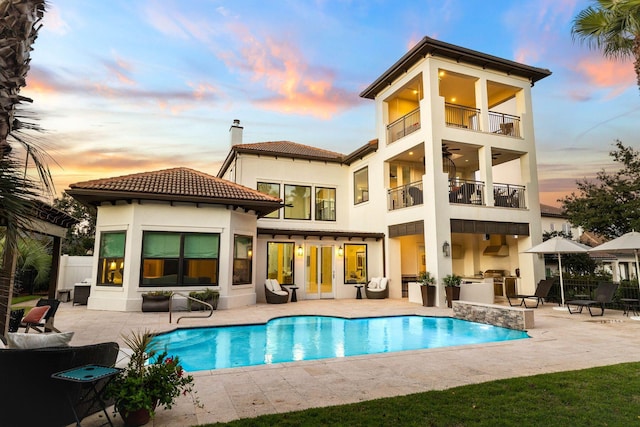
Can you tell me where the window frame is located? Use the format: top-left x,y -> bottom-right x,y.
266,241 -> 295,285
140,231 -> 220,287
232,234 -> 253,285
96,231 -> 126,287
257,182 -> 281,219
343,243 -> 367,284
354,167 -> 369,205
284,184 -> 312,220
315,186 -> 336,221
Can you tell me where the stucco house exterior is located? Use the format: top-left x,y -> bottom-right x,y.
66,37 -> 552,311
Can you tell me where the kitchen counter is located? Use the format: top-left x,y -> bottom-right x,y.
459,278 -> 494,304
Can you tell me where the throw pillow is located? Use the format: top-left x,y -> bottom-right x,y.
379,278 -> 388,290
6,331 -> 74,349
22,305 -> 50,324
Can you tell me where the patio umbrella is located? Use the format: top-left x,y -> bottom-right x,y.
588,231 -> 640,294
524,236 -> 591,307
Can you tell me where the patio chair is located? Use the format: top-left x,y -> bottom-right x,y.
507,278 -> 554,308
18,304 -> 50,333
265,279 -> 290,304
566,282 -> 618,317
365,277 -> 389,299
20,298 -> 62,333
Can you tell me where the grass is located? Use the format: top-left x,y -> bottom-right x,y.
201,362 -> 640,426
11,294 -> 42,305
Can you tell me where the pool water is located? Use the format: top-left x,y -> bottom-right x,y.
150,315 -> 529,372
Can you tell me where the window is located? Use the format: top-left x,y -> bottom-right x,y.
316,187 -> 336,221
354,167 -> 369,204
344,243 -> 367,284
97,231 -> 126,286
284,184 -> 311,220
267,242 -> 294,285
141,232 -> 219,286
233,235 -> 253,285
257,182 -> 280,218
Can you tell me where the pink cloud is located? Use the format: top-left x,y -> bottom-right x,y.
220,24 -> 359,119
574,56 -> 635,97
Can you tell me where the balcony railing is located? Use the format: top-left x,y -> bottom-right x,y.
488,111 -> 521,137
444,103 -> 481,131
387,108 -> 420,143
449,179 -> 485,205
493,183 -> 526,208
388,181 -> 423,211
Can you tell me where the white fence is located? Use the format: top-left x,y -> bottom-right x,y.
57,255 -> 93,290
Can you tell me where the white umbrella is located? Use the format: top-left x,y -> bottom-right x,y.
524,236 -> 591,307
588,231 -> 640,294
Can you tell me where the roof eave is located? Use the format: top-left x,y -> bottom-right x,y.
360,36 -> 552,99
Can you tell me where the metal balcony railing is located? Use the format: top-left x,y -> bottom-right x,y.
488,111 -> 521,137
387,108 -> 420,143
444,103 -> 481,131
388,181 -> 423,210
448,179 -> 485,205
493,183 -> 526,208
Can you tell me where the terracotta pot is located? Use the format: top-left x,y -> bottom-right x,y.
120,408 -> 151,427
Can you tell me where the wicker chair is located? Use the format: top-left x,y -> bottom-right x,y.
265,279 -> 290,304
365,277 -> 389,299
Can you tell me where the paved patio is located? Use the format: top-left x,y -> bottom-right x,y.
52,297 -> 640,426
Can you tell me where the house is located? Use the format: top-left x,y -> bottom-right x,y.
67,36 -> 552,311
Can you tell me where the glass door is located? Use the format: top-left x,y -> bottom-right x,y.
305,245 -> 334,299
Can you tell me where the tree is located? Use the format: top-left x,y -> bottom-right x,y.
542,231 -> 598,276
561,140 -> 640,239
0,0 -> 50,334
571,0 -> 640,91
53,193 -> 96,255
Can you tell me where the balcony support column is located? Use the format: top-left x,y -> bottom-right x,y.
475,77 -> 490,133
478,146 -> 494,206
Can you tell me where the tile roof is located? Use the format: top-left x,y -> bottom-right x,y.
233,141 -> 344,161
68,167 -> 280,203
540,203 -> 565,217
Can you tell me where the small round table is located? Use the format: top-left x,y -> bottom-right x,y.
288,286 -> 299,302
355,285 -> 363,299
620,298 -> 640,316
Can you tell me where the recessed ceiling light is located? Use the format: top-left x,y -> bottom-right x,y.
409,151 -> 414,155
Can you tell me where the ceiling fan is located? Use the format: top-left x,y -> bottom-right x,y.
442,144 -> 462,160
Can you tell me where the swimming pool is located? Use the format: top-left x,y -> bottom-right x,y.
150,315 -> 529,372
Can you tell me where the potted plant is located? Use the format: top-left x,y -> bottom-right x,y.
141,291 -> 173,312
443,274 -> 462,308
105,330 -> 200,426
188,288 -> 219,311
418,271 -> 437,307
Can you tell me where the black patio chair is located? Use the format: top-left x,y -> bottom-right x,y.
507,278 -> 554,308
566,282 -> 618,317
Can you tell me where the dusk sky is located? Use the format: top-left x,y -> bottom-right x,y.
19,0 -> 639,207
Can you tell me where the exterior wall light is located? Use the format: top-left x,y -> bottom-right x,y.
296,245 -> 303,257
337,246 -> 344,257
442,241 -> 450,258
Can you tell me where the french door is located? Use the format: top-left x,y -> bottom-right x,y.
304,245 -> 334,299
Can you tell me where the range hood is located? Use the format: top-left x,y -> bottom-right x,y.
483,235 -> 509,257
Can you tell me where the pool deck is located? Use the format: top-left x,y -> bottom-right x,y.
50,298 -> 640,426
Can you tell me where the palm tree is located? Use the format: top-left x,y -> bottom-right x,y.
0,0 -> 51,334
571,0 -> 640,91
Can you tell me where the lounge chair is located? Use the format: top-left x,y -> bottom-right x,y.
566,282 -> 618,317
8,308 -> 24,332
20,298 -> 61,333
265,279 -> 290,304
507,278 -> 554,308
365,277 -> 389,299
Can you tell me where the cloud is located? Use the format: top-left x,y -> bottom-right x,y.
573,56 -> 636,98
42,4 -> 71,35
102,55 -> 136,86
219,24 -> 360,118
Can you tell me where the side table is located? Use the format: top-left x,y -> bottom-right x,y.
52,364 -> 122,427
355,285 -> 363,299
620,298 -> 640,317
57,289 -> 72,302
288,286 -> 299,302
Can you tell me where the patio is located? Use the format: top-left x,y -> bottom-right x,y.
53,298 -> 640,426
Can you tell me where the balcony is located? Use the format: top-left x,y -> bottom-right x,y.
388,181 -> 423,211
493,183 -> 526,208
387,108 -> 420,144
444,103 -> 521,138
449,179 -> 485,205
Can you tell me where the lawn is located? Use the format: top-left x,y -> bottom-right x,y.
201,361 -> 640,426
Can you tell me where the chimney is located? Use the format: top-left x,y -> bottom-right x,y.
230,119 -> 243,146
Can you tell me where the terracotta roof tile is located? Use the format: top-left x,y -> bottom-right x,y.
234,141 -> 343,161
69,167 -> 280,202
